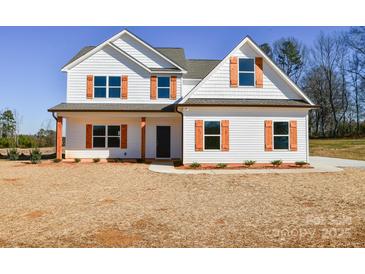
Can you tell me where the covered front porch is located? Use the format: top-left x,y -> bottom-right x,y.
50,105 -> 182,161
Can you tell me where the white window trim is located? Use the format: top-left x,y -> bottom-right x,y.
238,58 -> 256,87
272,121 -> 290,151
94,76 -> 121,99
157,76 -> 171,99
203,120 -> 221,151
92,125 -> 121,148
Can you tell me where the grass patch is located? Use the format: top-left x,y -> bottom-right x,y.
310,138 -> 365,161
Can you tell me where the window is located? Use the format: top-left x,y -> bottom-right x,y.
273,122 -> 289,150
239,58 -> 255,86
108,76 -> 121,98
158,76 -> 170,99
93,125 -> 120,148
107,125 -> 120,147
93,125 -> 106,147
94,76 -> 121,98
204,121 -> 220,150
94,76 -> 107,98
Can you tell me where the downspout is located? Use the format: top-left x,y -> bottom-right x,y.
175,105 -> 184,162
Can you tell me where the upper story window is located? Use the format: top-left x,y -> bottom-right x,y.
93,125 -> 120,148
157,76 -> 170,99
273,121 -> 289,150
94,76 -> 121,98
204,121 -> 220,150
239,58 -> 255,86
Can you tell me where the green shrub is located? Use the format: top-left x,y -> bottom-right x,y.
53,158 -> 62,163
93,158 -> 100,163
7,148 -> 19,161
244,160 -> 256,167
216,163 -> 227,169
295,161 -> 307,167
271,160 -> 283,167
29,148 -> 42,164
173,159 -> 183,167
189,162 -> 201,168
74,158 -> 81,163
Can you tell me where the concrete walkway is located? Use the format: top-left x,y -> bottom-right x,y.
149,156 -> 365,174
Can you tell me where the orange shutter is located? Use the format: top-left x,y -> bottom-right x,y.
195,120 -> 203,151
230,57 -> 238,87
170,76 -> 177,100
122,76 -> 128,99
86,75 -> 93,99
290,120 -> 298,151
264,120 -> 273,151
255,57 -> 263,88
121,124 -> 127,149
150,76 -> 157,100
221,120 -> 229,151
86,124 -> 92,149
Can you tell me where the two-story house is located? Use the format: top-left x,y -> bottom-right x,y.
49,29 -> 316,164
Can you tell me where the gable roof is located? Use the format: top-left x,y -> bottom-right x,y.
63,44 -> 220,79
180,36 -> 314,105
61,29 -> 187,72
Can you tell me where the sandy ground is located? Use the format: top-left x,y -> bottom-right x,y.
0,160 -> 364,247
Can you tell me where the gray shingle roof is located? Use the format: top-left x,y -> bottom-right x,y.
62,46 -> 96,69
185,60 -> 220,79
181,98 -> 313,107
154,48 -> 187,70
48,103 -> 176,112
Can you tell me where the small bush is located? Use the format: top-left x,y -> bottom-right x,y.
74,158 -> 81,163
189,162 -> 201,168
174,159 -> 183,167
7,148 -> 19,161
271,160 -> 283,167
216,163 -> 227,169
53,158 -> 62,163
295,161 -> 307,167
29,148 -> 42,164
93,158 -> 100,163
244,160 -> 256,167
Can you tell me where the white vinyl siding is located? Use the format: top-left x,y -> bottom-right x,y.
190,43 -> 303,100
67,45 -> 181,103
63,112 -> 181,159
182,107 -> 308,164
112,34 -> 174,68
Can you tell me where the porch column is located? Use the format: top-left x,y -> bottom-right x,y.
56,116 -> 63,160
141,117 -> 146,160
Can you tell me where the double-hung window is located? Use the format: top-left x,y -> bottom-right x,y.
94,76 -> 121,98
93,125 -> 120,148
238,58 -> 255,86
273,122 -> 289,150
157,76 -> 170,99
204,121 -> 220,150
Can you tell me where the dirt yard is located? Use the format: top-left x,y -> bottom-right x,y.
0,160 -> 364,247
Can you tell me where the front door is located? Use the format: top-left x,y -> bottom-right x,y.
156,126 -> 171,158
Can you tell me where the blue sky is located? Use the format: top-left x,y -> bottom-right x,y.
0,26 -> 349,134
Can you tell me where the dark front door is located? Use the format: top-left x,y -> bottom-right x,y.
156,126 -> 171,158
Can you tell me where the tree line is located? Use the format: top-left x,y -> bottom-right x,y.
260,27 -> 365,137
0,109 -> 55,148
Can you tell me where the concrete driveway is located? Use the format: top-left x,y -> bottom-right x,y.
309,156 -> 365,169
